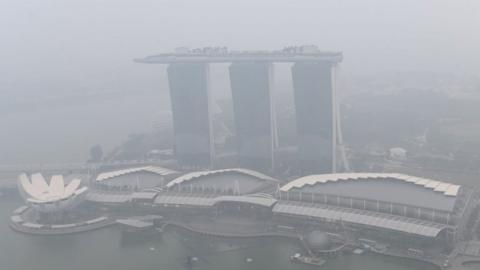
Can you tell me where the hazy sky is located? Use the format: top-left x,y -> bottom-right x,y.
1,0 -> 480,95
1,0 -> 480,164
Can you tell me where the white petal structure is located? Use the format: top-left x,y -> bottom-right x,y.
17,173 -> 88,213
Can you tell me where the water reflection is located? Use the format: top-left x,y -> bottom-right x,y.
1,198 -> 438,270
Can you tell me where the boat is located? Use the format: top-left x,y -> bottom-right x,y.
290,253 -> 326,266
116,218 -> 156,236
353,248 -> 365,255
184,256 -> 199,268
117,218 -> 153,230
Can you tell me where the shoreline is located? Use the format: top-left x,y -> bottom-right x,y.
9,205 -> 447,269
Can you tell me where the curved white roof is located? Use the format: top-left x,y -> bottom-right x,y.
64,179 -> 81,196
154,193 -> 217,207
17,173 -> 88,212
96,166 -> 177,182
152,193 -> 277,208
280,173 -> 461,197
213,194 -> 278,208
166,168 -> 277,188
273,201 -> 448,238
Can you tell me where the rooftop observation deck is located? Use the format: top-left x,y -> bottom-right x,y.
134,46 -> 343,64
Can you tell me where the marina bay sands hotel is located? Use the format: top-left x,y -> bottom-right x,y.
136,46 -> 346,174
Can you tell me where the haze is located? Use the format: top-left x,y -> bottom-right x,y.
3,2 -> 480,270
2,0 -> 480,94
2,0 -> 480,164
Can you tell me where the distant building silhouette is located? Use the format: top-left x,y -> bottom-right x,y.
137,46 -> 346,173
